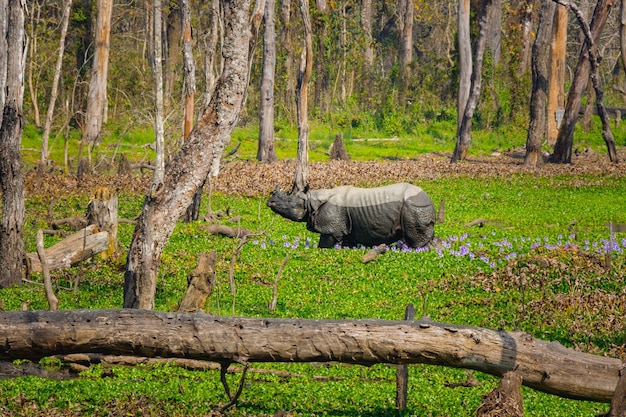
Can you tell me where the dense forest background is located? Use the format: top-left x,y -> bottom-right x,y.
24,0 -> 626,164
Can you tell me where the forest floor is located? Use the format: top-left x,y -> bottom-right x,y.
24,148 -> 626,197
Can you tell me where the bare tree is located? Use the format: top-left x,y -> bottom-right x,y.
552,0 -> 616,164
524,0 -> 556,167
0,0 -> 26,288
292,0 -> 313,193
451,0 -> 494,163
80,0 -> 114,171
40,0 -> 73,166
257,0 -> 278,163
123,0 -> 266,309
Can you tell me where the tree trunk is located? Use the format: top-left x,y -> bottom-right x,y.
123,0 -> 266,310
486,0 -> 502,67
40,0 -> 73,165
457,0 -> 472,128
360,0 -> 374,70
451,0 -> 493,163
182,0 -> 195,144
25,225 -> 110,273
27,3 -> 41,128
292,0 -> 313,193
86,186 -> 119,259
0,309 -> 622,403
198,0 -> 221,117
621,0 -> 626,75
257,0 -> 278,163
81,0 -> 113,166
313,0 -> 329,113
165,3 -> 182,107
182,0 -> 203,222
524,0 -> 556,167
280,0 -> 297,121
547,3 -> 567,146
152,0 -> 166,184
552,0 -> 616,164
397,0 -> 413,105
0,0 -> 26,289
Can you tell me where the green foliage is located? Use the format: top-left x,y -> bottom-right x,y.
1,172 -> 624,416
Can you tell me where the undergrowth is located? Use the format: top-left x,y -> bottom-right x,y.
0,171 -> 624,416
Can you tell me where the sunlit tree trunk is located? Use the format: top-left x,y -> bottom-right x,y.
547,3 -> 567,146
257,0 -> 278,162
292,0 -> 313,193
81,0 -> 113,169
552,0 -> 616,164
40,0 -> 73,166
0,0 -> 26,288
123,0 -> 266,309
525,0 -> 556,168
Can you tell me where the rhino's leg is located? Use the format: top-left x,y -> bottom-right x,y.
318,234 -> 340,248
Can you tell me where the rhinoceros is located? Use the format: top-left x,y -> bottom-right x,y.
267,182 -> 435,248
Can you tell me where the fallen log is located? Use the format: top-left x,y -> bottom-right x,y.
0,309 -> 620,402
25,225 -> 110,273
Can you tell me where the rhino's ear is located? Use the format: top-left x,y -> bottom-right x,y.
308,197 -> 324,213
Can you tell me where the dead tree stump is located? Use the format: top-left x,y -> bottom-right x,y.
177,251 -> 217,312
476,371 -> 524,417
329,133 -> 350,160
86,187 -> 118,259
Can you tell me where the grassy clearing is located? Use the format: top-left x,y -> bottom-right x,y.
1,170 -> 624,416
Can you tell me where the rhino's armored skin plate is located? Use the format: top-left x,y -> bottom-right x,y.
267,183 -> 435,248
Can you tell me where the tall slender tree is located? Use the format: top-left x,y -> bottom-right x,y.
40,0 -> 73,166
257,0 -> 278,162
152,0 -> 165,185
80,0 -> 113,171
292,0 -> 313,193
397,0 -> 413,105
451,0 -> 494,163
0,0 -> 26,288
123,0 -> 266,309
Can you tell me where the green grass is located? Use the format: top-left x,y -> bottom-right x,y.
1,169 -> 624,416
20,113 -> 626,170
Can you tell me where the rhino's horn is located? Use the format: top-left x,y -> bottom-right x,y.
272,182 -> 283,197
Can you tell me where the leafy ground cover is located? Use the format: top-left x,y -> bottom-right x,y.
2,150 -> 626,416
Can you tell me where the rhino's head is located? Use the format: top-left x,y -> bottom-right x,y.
267,184 -> 308,222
